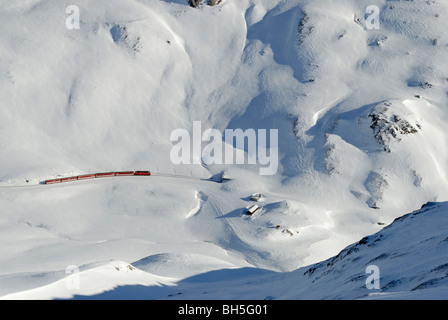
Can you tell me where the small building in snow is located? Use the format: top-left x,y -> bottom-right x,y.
245,204 -> 260,216
250,193 -> 266,202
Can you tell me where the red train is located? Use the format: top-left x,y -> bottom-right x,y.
44,171 -> 151,185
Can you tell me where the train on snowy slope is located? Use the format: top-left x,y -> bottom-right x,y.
43,171 -> 151,185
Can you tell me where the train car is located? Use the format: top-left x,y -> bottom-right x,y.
45,179 -> 62,185
95,172 -> 115,178
78,174 -> 96,180
114,171 -> 135,176
133,171 -> 151,176
61,176 -> 78,183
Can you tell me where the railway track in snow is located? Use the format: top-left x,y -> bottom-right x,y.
0,170 -> 221,189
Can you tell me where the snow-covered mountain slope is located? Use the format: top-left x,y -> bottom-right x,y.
1,0 -> 447,299
4,201 -> 447,300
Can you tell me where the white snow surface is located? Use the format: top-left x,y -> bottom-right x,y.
1,0 -> 447,299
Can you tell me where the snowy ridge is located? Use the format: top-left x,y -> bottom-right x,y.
3,201 -> 447,300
